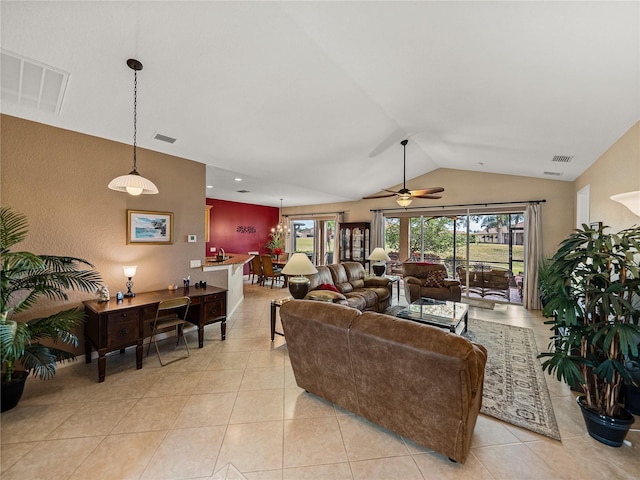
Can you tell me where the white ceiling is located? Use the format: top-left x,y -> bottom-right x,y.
2,1 -> 638,207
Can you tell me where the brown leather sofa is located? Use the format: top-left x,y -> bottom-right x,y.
403,262 -> 462,303
303,262 -> 391,312
280,300 -> 487,463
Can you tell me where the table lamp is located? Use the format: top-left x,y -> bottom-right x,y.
281,253 -> 318,299
122,265 -> 138,297
368,248 -> 390,276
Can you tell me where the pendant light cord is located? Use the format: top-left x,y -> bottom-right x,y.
132,68 -> 138,172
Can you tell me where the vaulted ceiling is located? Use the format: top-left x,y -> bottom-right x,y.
2,1 -> 638,207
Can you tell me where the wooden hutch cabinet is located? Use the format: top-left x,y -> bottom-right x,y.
339,222 -> 370,266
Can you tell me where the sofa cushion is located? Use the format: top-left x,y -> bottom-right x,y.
306,265 -> 334,290
423,269 -> 446,287
328,263 -> 354,293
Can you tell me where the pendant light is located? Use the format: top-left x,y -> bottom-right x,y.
108,59 -> 158,195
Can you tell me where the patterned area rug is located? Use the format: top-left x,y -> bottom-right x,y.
465,319 -> 561,440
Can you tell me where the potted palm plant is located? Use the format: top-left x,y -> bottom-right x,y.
539,224 -> 640,446
1,206 -> 102,411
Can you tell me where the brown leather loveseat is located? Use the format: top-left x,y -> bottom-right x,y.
280,300 -> 487,463
303,262 -> 391,312
403,262 -> 462,303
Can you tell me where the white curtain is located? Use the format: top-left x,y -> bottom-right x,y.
284,216 -> 293,254
370,210 -> 384,251
523,203 -> 543,310
334,213 -> 344,264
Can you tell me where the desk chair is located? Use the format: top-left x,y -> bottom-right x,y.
147,296 -> 191,366
260,255 -> 284,288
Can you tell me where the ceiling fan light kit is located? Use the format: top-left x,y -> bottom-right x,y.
363,139 -> 443,206
108,59 -> 158,195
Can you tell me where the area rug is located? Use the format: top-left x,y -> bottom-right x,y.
465,319 -> 561,440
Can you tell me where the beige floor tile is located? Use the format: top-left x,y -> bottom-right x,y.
247,350 -> 286,368
350,455 -> 424,480
2,436 -> 103,480
244,469 -> 284,480
472,443 -> 560,480
284,365 -> 298,389
283,416 -> 348,468
230,389 -> 284,424
193,368 -> 245,394
215,421 -> 283,473
283,462 -> 353,479
141,425 -> 226,479
283,389 -> 335,419
207,351 -> 252,370
47,398 -> 138,439
1,402 -> 79,443
69,431 -> 166,480
0,441 -> 37,474
550,395 -> 589,439
143,371 -> 204,397
337,415 -> 409,461
229,326 -> 266,339
111,395 -> 189,433
173,392 -> 237,428
471,414 -> 521,447
240,366 -> 285,391
412,451 -> 494,479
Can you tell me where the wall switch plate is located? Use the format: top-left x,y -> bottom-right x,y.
187,234 -> 197,242
210,247 -> 216,252
190,259 -> 202,268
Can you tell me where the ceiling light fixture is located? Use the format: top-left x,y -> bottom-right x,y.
108,59 -> 158,196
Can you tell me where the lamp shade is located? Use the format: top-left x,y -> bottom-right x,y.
610,191 -> 640,217
396,195 -> 413,207
281,253 -> 318,276
108,171 -> 158,196
123,265 -> 138,278
368,247 -> 390,262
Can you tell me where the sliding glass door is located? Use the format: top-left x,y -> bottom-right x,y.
290,218 -> 336,265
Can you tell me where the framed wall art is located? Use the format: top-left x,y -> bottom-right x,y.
127,210 -> 174,244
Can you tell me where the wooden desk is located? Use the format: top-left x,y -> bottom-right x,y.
83,286 -> 227,382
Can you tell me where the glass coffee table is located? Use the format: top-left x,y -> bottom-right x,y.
396,298 -> 468,335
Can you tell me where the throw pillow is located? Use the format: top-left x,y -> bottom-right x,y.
320,283 -> 340,293
423,270 -> 446,288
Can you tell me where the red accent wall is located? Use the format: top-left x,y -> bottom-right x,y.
206,198 -> 279,273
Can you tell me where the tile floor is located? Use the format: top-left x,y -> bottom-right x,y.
1,279 -> 639,479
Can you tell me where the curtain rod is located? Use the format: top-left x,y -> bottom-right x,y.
370,199 -> 546,213
283,211 -> 345,217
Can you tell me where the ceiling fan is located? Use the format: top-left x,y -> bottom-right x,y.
363,139 -> 444,207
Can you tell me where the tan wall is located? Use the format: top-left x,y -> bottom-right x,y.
575,121 -> 640,232
285,169 -> 576,258
1,115 -> 206,324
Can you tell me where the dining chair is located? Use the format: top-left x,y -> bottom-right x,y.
260,254 -> 284,288
250,254 -> 264,285
146,296 -> 190,366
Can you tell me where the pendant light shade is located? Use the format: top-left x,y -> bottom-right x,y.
108,58 -> 158,195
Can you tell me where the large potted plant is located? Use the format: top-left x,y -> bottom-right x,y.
0,206 -> 102,411
539,224 -> 640,446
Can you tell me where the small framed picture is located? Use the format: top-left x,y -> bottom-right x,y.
127,210 -> 174,244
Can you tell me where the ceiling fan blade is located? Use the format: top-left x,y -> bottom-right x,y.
414,194 -> 442,199
362,192 -> 397,199
382,189 -> 401,195
409,187 -> 445,196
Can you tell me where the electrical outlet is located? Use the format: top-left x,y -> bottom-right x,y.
210,247 -> 216,252
190,259 -> 201,268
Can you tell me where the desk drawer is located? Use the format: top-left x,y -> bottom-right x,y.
106,310 -> 140,348
204,292 -> 225,303
203,297 -> 226,320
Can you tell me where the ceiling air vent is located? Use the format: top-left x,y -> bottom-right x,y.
153,133 -> 176,144
236,190 -> 250,193
543,171 -> 563,176
1,49 -> 69,114
552,155 -> 573,163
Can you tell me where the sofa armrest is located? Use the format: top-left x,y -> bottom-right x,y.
404,275 -> 423,286
305,290 -> 347,303
364,277 -> 390,288
443,279 -> 460,287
